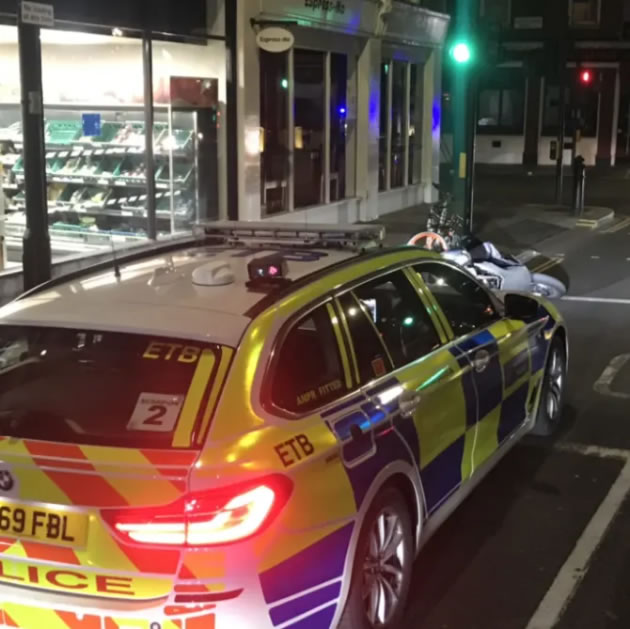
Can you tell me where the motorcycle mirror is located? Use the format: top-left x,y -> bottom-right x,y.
504,293 -> 539,320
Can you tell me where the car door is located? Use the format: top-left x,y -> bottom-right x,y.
333,269 -> 478,516
412,261 -> 533,472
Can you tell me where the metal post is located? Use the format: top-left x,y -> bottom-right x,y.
287,48 -> 295,211
385,60 -> 393,191
555,71 -> 567,205
18,4 -> 51,290
464,71 -> 478,233
142,33 -> 157,239
403,62 -> 411,186
554,15 -> 569,205
324,52 -> 331,205
225,0 -> 238,220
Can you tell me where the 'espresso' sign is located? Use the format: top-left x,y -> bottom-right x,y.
256,27 -> 295,53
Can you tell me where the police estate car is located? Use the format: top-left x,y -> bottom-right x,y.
0,222 -> 567,629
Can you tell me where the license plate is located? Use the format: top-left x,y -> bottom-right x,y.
0,501 -> 88,547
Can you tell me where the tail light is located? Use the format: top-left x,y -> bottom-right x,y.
102,475 -> 292,547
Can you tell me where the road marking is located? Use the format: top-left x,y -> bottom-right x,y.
525,456 -> 630,629
554,442 -> 630,461
562,296 -> 630,305
590,255 -> 600,260
532,256 -> 564,273
602,216 -> 630,234
593,354 -> 630,399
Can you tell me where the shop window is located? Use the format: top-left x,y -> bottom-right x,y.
477,72 -> 525,134
0,23 -> 227,272
0,25 -> 22,272
260,50 -> 289,214
294,49 -> 325,209
37,31 -> 148,259
330,53 -> 347,202
570,0 -> 600,26
379,62 -> 389,191
153,39 -> 224,230
543,84 -> 598,138
390,61 -> 407,189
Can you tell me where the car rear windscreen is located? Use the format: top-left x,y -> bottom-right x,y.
0,326 -> 227,449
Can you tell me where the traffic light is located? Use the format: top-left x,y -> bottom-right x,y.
579,69 -> 593,85
450,41 -> 473,64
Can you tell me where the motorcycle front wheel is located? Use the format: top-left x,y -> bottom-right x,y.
531,274 -> 567,299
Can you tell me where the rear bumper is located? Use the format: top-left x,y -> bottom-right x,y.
0,578 -> 342,629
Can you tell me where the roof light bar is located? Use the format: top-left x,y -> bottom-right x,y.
194,221 -> 385,252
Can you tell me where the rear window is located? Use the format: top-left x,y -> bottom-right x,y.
0,326 -> 227,449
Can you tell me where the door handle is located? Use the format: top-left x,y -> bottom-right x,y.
399,391 -> 422,418
473,349 -> 491,373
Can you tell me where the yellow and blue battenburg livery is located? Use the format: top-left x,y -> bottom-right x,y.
0,223 -> 567,629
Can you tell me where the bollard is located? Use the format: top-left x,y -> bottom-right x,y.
572,156 -> 586,216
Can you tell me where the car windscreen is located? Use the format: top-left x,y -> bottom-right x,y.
0,326 -> 227,449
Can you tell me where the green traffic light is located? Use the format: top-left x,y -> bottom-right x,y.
450,42 -> 472,64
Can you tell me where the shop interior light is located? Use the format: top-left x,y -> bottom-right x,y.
40,29 -> 114,45
281,78 -> 289,89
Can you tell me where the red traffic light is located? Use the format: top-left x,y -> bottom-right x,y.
580,69 -> 593,84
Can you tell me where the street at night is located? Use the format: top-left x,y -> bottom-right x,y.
4,0 -> 630,628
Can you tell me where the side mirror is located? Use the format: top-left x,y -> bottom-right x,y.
504,293 -> 539,320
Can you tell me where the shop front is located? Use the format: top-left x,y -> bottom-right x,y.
236,0 -> 449,225
0,0 -> 226,278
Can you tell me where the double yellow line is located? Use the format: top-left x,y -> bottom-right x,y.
531,255 -> 564,273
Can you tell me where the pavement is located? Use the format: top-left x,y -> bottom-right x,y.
379,202 -> 613,263
397,168 -> 630,628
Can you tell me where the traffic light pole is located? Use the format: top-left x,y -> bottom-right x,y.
451,68 -> 469,224
465,71 -> 478,232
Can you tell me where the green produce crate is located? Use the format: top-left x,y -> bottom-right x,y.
45,121 -> 82,145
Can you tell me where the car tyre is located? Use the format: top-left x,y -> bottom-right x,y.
532,336 -> 566,437
338,487 -> 414,629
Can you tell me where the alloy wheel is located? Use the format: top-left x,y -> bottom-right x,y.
362,509 -> 407,627
546,347 -> 565,421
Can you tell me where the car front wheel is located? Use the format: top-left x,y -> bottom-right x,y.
339,487 -> 414,629
532,336 -> 567,436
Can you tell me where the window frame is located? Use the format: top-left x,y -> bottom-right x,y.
379,58 -> 423,192
541,82 -> 599,138
480,0 -> 512,28
476,74 -> 526,136
260,40 -> 356,215
569,0 -> 601,27
411,259 -> 505,341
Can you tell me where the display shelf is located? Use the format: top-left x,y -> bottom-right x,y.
1,114 -> 200,241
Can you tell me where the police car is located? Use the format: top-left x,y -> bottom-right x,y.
0,223 -> 568,629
